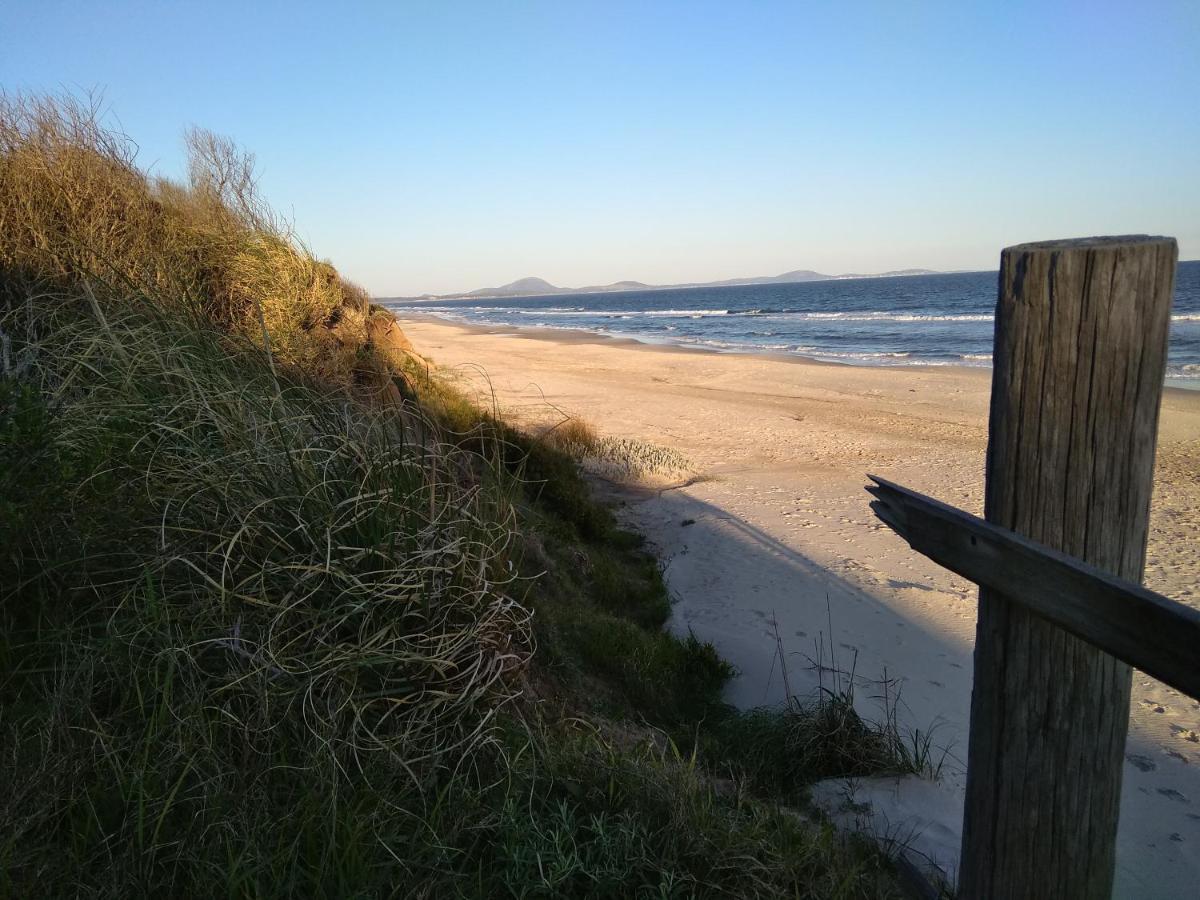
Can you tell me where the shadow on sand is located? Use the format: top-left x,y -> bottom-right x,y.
611,481 -> 1200,898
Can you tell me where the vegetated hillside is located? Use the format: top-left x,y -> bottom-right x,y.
0,93 -> 916,898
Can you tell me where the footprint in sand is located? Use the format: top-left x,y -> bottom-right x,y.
1157,788 -> 1189,803
1140,699 -> 1170,714
1127,754 -> 1158,772
1170,725 -> 1200,743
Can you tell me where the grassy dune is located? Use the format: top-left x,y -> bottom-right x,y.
0,93 -> 914,897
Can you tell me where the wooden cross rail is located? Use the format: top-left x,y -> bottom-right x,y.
866,475 -> 1200,702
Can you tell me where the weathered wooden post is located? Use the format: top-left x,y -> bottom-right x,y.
960,236 -> 1177,897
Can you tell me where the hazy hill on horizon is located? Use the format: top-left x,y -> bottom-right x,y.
393,267 -> 942,301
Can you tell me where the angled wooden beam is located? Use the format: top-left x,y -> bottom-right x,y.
866,475 -> 1200,699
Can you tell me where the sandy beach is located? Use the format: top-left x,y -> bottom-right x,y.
395,314 -> 1200,897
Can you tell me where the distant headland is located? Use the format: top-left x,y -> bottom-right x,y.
392,267 -> 941,301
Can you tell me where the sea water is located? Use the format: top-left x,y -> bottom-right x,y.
385,261 -> 1200,388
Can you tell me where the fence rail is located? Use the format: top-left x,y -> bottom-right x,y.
867,475 -> 1200,707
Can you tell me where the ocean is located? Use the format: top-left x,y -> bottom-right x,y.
385,260 -> 1200,389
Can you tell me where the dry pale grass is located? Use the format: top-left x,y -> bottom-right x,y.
0,90 -> 388,389
542,414 -> 694,481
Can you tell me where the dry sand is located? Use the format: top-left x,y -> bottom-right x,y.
395,315 -> 1200,897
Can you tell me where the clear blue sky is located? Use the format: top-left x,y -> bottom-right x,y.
3,1 -> 1198,295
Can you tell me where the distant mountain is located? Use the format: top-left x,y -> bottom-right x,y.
698,269 -> 829,288
461,276 -> 560,297
575,279 -> 656,293
830,268 -> 939,280
389,267 -> 941,301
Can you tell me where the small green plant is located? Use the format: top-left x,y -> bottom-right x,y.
700,617 -> 939,805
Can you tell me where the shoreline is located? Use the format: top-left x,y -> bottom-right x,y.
389,309 -> 1200,395
393,314 -> 1200,896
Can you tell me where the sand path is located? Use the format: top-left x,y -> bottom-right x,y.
395,315 -> 1200,897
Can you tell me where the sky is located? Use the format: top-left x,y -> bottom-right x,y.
2,1 -> 1198,296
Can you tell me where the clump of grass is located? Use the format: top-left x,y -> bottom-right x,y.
474,720 -> 904,898
706,693 -> 920,804
701,624 -> 936,805
2,289 -> 530,755
0,91 -> 387,389
542,415 -> 693,481
392,366 -> 620,541
585,434 -> 693,481
544,415 -> 602,454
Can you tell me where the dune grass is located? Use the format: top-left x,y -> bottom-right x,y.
541,415 -> 693,482
0,92 -> 386,387
0,91 -> 914,897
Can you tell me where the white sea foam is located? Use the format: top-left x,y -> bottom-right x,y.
644,309 -> 730,316
386,298 -> 1197,382
530,308 -> 991,321
400,304 -> 1199,324
786,311 -> 994,322
502,307 -> 731,318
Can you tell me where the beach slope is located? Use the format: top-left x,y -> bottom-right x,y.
395,315 -> 1200,896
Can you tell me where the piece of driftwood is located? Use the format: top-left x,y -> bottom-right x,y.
867,476 -> 1200,699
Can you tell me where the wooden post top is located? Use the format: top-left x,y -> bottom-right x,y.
1004,234 -> 1175,253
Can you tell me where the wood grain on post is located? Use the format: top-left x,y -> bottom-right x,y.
960,236 -> 1177,899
